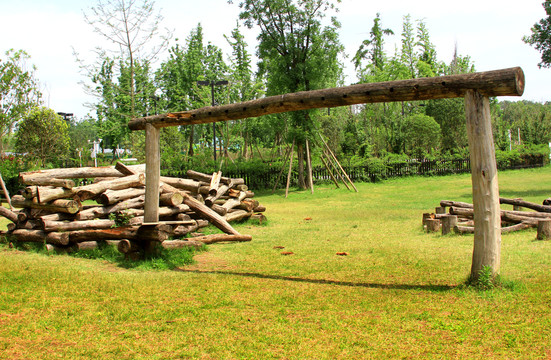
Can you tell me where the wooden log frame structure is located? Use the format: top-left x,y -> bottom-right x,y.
129,67 -> 525,281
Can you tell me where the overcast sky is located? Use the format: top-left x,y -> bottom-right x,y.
1,0 -> 549,119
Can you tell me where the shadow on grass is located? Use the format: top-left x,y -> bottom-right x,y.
462,189 -> 551,200
175,268 -> 456,292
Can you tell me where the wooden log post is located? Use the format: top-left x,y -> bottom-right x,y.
425,218 -> 441,233
536,219 -> 551,240
465,90 -> 501,281
143,124 -> 161,254
442,215 -> 458,235
145,124 -> 161,224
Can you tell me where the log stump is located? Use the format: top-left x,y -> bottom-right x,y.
536,219 -> 551,240
425,219 -> 441,233
441,215 -> 458,235
435,206 -> 446,215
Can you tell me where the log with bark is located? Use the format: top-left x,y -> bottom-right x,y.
75,174 -> 145,201
97,187 -> 145,206
499,197 -> 551,213
9,229 -> 70,246
189,233 -> 253,244
11,195 -> 81,214
0,206 -> 19,222
19,164 -> 145,181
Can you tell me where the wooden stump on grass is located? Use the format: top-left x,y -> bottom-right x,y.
537,219 -> 551,240
442,215 -> 458,235
426,219 -> 441,233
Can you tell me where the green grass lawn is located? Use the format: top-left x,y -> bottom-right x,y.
1,167 -> 551,359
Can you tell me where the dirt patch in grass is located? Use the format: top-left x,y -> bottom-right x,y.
181,251 -> 230,271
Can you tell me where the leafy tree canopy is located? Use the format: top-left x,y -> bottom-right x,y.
0,49 -> 42,152
15,107 -> 70,167
524,1 -> 551,68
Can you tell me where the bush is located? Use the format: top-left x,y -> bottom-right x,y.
0,154 -> 28,194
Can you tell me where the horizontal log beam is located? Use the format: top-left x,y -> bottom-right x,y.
129,67 -> 524,130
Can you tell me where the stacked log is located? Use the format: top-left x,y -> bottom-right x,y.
423,197 -> 551,239
1,164 -> 266,256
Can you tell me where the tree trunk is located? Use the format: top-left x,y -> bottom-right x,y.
9,229 -> 69,246
297,142 -> 306,190
0,206 -> 19,222
205,185 -> 229,207
76,174 -> 145,201
181,192 -> 240,235
499,197 -> 551,213
115,161 -> 139,176
221,191 -> 247,211
209,171 -> 222,196
67,224 -> 172,243
97,187 -> 146,206
20,165 -> 145,181
11,195 -> 81,214
161,240 -> 203,249
159,192 -> 184,207
21,177 -> 75,189
285,140 -> 295,198
160,176 -> 202,193
225,209 -> 252,223
76,196 -> 145,220
188,125 -> 195,156
306,139 -> 314,194
440,200 -> 473,209
35,187 -> 76,203
189,233 -> 252,244
42,219 -> 116,232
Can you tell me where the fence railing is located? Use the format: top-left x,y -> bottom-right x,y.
167,155 -> 546,190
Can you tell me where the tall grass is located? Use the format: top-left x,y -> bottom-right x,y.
1,167 -> 550,359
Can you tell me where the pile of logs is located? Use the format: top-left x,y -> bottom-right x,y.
0,163 -> 267,258
423,197 -> 551,240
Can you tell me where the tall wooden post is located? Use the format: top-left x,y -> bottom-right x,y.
464,90 -> 501,280
144,123 -> 161,223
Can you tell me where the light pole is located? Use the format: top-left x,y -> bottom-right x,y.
197,80 -> 229,161
88,139 -> 102,167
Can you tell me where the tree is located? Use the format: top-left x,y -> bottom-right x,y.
415,19 -> 439,77
225,24 -> 264,159
233,0 -> 344,188
156,24 -> 209,157
91,57 -> 155,153
353,13 -> 394,73
404,113 -> 441,158
82,0 -> 171,117
15,107 -> 70,167
523,1 -> 551,68
400,15 -> 416,79
0,49 -> 42,153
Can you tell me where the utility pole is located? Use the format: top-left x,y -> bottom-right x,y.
197,80 -> 229,161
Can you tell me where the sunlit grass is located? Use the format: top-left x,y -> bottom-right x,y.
1,167 -> 551,359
